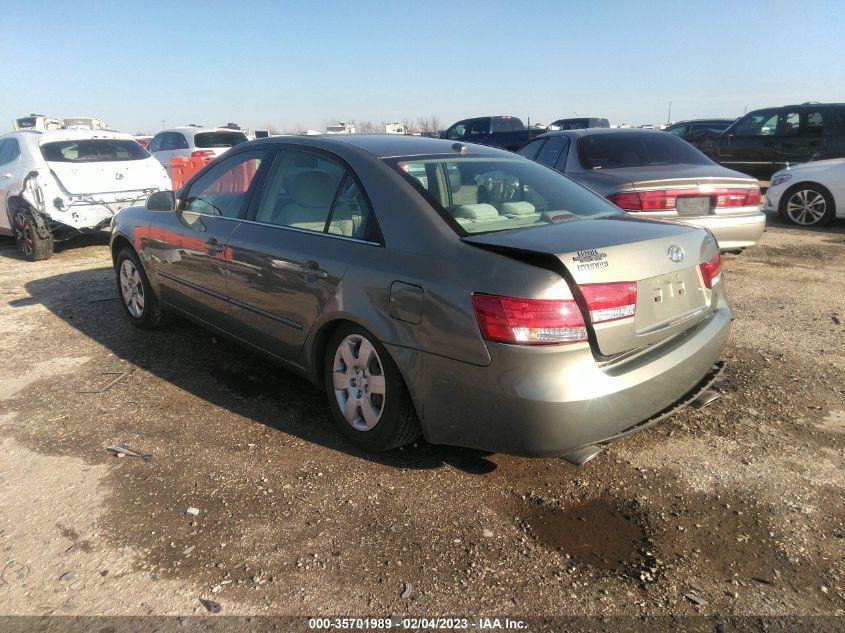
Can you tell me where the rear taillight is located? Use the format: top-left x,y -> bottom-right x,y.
608,187 -> 762,211
191,150 -> 215,158
607,192 -> 642,210
578,282 -> 638,323
471,294 -> 587,345
699,251 -> 722,288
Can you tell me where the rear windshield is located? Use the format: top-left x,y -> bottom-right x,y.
40,139 -> 149,162
194,131 -> 248,148
578,132 -> 712,169
387,156 -> 621,236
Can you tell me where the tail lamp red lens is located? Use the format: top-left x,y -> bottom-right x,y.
578,282 -> 638,323
608,187 -> 761,211
699,251 -> 722,288
472,282 -> 637,345
191,150 -> 215,158
471,294 -> 587,345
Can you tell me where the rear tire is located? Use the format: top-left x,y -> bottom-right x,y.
324,324 -> 420,452
12,208 -> 53,261
115,247 -> 168,329
778,183 -> 835,227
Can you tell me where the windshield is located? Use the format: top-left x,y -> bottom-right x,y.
578,132 -> 713,169
40,139 -> 149,162
387,156 -> 622,236
194,131 -> 248,148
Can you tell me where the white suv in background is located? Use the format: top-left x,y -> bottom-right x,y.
147,126 -> 249,176
0,130 -> 170,261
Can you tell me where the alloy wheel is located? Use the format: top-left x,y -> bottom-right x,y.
785,189 -> 827,225
119,259 -> 146,318
332,334 -> 386,431
13,211 -> 33,257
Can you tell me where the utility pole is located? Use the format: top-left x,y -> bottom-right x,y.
667,101 -> 672,125
161,119 -> 166,129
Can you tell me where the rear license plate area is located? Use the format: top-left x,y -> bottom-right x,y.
676,196 -> 711,217
635,269 -> 707,333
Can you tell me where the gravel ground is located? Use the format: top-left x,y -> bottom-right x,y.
0,216 -> 842,630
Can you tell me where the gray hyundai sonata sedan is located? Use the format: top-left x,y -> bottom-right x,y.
110,135 -> 731,461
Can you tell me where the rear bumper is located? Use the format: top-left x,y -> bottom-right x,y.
676,210 -> 766,250
389,294 -> 732,457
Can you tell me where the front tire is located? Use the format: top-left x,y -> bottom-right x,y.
13,208 -> 53,261
324,324 -> 420,452
778,184 -> 835,227
115,247 -> 168,329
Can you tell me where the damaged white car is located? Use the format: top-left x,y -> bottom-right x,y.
0,130 -> 170,260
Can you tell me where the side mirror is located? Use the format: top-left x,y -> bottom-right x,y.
146,190 -> 176,212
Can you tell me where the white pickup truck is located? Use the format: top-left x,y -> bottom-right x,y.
0,129 -> 170,260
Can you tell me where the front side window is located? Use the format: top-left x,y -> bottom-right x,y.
254,150 -> 373,238
732,110 -> 780,136
389,155 -> 621,236
40,139 -> 148,162
183,150 -> 265,218
578,133 -> 712,169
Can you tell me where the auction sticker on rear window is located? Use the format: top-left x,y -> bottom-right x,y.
573,249 -> 609,271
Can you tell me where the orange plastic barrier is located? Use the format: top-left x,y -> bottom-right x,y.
170,156 -> 212,190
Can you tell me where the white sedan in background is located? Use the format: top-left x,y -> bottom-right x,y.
0,130 -> 170,260
765,159 -> 845,227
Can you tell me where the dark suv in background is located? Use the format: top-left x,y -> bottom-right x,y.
698,103 -> 845,181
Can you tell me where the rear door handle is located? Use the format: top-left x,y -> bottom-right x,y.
302,260 -> 328,280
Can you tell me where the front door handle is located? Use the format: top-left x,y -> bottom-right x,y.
205,237 -> 225,253
302,260 -> 328,280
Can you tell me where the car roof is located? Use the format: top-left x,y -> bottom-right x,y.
670,119 -> 735,124
35,129 -> 134,142
535,128 -> 667,140
160,126 -> 247,134
250,134 -> 508,159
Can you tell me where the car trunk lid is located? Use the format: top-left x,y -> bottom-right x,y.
46,159 -> 164,195
463,216 -> 720,355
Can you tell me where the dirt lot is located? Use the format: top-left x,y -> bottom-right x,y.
0,216 -> 843,630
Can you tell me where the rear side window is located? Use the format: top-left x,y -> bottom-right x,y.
832,107 -> 845,133
665,125 -> 688,136
780,110 -> 824,136
517,139 -> 545,160
535,136 -> 570,170
40,139 -> 148,162
578,133 -> 712,169
253,150 -> 375,240
194,131 -> 248,148
0,139 -> 21,165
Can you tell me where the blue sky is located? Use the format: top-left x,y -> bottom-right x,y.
2,0 -> 843,134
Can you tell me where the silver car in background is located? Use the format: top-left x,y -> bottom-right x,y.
110,136 -> 731,461
518,129 -> 766,251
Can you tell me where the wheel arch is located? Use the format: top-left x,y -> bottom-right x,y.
779,180 -> 836,213
110,233 -> 135,265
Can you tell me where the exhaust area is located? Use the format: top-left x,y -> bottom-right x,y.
561,444 -> 605,466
